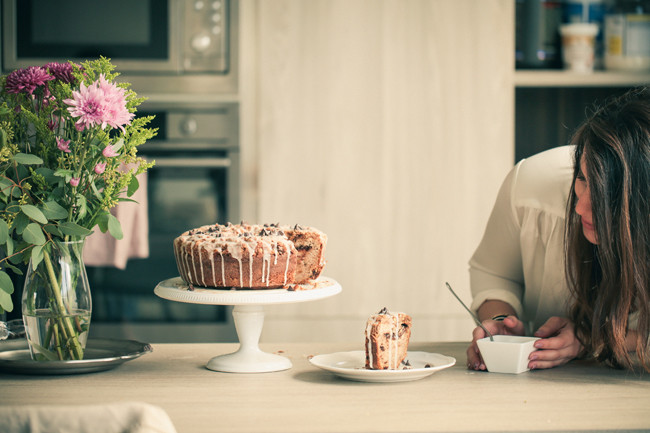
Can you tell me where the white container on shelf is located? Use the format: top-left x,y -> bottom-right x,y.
560,22 -> 600,72
605,12 -> 650,71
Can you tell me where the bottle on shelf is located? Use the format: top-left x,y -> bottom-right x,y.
563,0 -> 610,68
516,0 -> 564,69
604,0 -> 650,71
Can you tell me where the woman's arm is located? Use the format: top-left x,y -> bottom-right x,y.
476,299 -> 518,321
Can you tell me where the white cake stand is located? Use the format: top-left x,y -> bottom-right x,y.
154,276 -> 342,373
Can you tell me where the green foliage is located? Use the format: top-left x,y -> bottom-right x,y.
0,57 -> 157,313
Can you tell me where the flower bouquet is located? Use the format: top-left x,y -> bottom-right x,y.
0,57 -> 155,360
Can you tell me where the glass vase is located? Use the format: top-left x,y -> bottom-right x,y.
21,240 -> 91,361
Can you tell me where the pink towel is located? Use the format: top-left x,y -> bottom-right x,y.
83,172 -> 149,269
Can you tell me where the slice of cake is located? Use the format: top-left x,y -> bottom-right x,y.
364,308 -> 412,370
284,224 -> 327,283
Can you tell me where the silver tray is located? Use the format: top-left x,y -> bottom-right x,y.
0,338 -> 152,375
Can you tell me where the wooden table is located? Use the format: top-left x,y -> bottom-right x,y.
1,342 -> 649,433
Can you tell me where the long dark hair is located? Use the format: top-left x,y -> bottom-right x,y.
566,87 -> 650,371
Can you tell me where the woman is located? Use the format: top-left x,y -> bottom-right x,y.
467,88 -> 650,371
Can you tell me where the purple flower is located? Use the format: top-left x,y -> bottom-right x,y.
102,144 -> 119,158
43,62 -> 78,84
69,177 -> 80,187
4,66 -> 54,95
94,162 -> 107,174
56,137 -> 71,153
63,74 -> 134,132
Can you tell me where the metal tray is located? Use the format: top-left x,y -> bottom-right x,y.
0,338 -> 152,375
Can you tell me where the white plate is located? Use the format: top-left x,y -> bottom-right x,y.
309,351 -> 456,383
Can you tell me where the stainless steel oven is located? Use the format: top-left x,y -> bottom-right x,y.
88,101 -> 239,343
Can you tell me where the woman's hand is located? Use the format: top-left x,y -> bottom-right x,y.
466,315 -> 525,370
528,317 -> 582,369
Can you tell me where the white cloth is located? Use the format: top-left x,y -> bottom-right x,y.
0,401 -> 177,433
469,145 -> 574,333
83,172 -> 149,269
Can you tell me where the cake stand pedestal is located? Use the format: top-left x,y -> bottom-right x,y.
154,276 -> 342,373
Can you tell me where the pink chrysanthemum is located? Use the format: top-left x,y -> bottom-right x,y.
69,177 -> 80,187
44,62 -> 78,84
63,74 -> 134,132
94,162 -> 107,174
4,66 -> 54,95
56,137 -> 71,153
102,144 -> 119,158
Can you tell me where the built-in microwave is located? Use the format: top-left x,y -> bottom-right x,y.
1,0 -> 238,94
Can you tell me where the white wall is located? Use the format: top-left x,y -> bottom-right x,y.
239,0 -> 514,343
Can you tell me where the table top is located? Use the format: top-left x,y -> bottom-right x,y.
1,341 -> 649,433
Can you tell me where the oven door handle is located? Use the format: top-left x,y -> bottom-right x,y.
147,157 -> 231,168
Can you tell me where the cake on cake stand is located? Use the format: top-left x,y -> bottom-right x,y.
154,276 -> 342,373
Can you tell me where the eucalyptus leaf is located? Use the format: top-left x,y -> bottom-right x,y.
0,270 -> 14,294
43,224 -> 63,238
96,211 -> 109,233
3,260 -> 22,275
0,289 -> 12,313
41,201 -> 69,220
0,178 -> 12,196
22,223 -> 46,246
13,212 -> 29,235
0,219 -> 8,244
13,153 -> 43,165
58,222 -> 93,237
30,244 -> 44,270
10,185 -> 21,198
107,213 -> 124,240
6,237 -> 14,256
34,167 -> 58,183
20,204 -> 48,224
127,175 -> 139,197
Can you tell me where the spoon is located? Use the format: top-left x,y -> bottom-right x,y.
445,282 -> 494,341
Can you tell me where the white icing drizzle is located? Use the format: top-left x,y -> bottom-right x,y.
182,247 -> 192,283
190,244 -> 199,285
248,243 -> 254,286
282,240 -> 291,286
210,248 -> 216,286
390,314 -> 399,369
218,248 -> 225,286
198,244 -> 206,286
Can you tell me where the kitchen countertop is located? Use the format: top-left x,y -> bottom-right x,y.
1,341 -> 649,433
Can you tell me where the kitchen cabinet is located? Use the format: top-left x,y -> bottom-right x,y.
239,0 -> 514,342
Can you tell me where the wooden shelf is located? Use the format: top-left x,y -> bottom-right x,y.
515,70 -> 650,87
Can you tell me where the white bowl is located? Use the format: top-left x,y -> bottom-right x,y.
476,335 -> 540,374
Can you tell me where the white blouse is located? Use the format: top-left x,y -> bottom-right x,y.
469,145 -> 575,333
